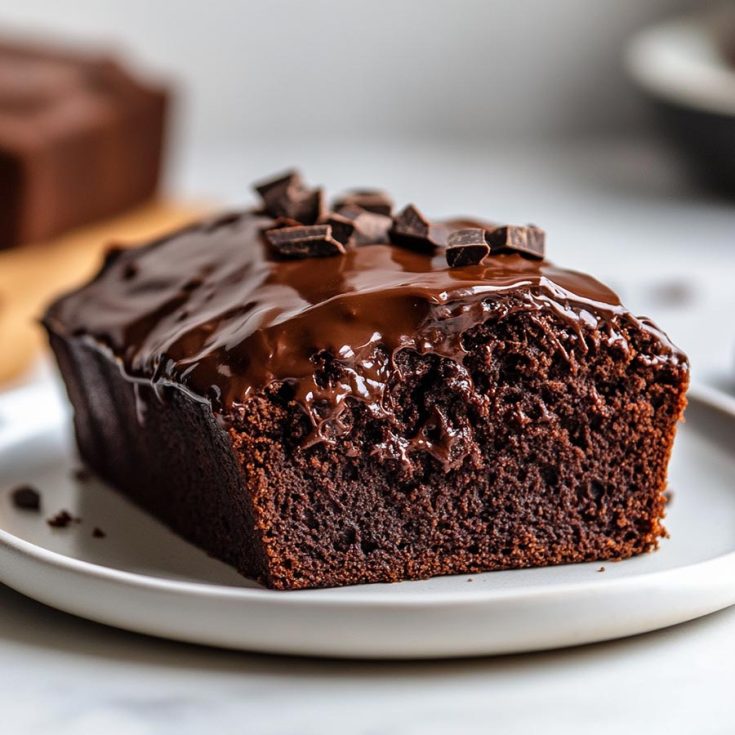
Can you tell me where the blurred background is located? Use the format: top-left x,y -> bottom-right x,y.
0,0 -> 734,390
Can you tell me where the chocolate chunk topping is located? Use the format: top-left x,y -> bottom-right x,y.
265,224 -> 346,259
46,170 -> 670,435
446,228 -> 490,267
324,213 -> 355,246
336,205 -> 392,246
92,527 -> 106,538
254,170 -> 324,225
254,170 -> 299,206
291,188 -> 325,225
11,485 -> 41,511
333,190 -> 393,217
390,204 -> 436,252
485,225 -> 545,259
47,509 -> 80,528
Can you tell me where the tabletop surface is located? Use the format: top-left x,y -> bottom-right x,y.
3,135 -> 735,734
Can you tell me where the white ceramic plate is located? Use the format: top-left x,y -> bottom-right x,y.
0,378 -> 734,659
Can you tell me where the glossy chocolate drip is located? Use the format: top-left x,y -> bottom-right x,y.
45,210 -> 684,444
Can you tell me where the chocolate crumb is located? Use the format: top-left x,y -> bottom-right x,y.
47,509 -> 80,529
266,224 -> 345,259
485,224 -> 545,259
597,566 -> 605,573
390,204 -> 436,252
334,190 -> 393,217
92,527 -> 106,539
446,228 -> 490,267
73,467 -> 91,482
122,262 -> 138,280
664,489 -> 674,506
11,485 -> 41,511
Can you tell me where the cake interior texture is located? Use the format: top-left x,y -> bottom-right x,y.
44,173 -> 689,590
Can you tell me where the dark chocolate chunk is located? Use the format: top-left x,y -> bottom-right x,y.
335,205 -> 392,246
485,225 -> 545,259
324,213 -> 356,246
333,190 -> 393,217
446,228 -> 490,267
47,509 -> 79,528
254,170 -> 300,206
254,170 -> 324,225
265,225 -> 346,259
92,527 -> 106,538
11,485 -> 41,511
291,187 -> 325,225
390,204 -> 436,252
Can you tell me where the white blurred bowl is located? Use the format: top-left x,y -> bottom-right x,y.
625,7 -> 735,194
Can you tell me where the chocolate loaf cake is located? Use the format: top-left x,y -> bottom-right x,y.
44,172 -> 689,590
0,38 -> 168,249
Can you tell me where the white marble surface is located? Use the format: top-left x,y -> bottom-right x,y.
3,137 -> 735,734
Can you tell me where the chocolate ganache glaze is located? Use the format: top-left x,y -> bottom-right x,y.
45,187 -> 683,446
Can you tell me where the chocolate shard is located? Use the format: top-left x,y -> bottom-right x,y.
254,170 -> 324,225
325,213 -> 356,246
11,485 -> 41,511
390,204 -> 436,252
333,189 -> 393,217
265,224 -> 346,259
446,228 -> 490,267
485,224 -> 545,259
336,204 -> 392,246
254,169 -> 301,205
290,187 -> 325,225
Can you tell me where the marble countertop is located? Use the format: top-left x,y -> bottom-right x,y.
2,582 -> 734,734
3,136 -> 735,734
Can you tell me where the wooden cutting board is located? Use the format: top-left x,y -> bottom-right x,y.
0,200 -> 207,386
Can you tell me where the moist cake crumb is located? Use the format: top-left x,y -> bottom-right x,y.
47,510 -> 80,528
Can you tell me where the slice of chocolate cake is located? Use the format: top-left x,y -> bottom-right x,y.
43,172 -> 689,590
0,37 -> 168,248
